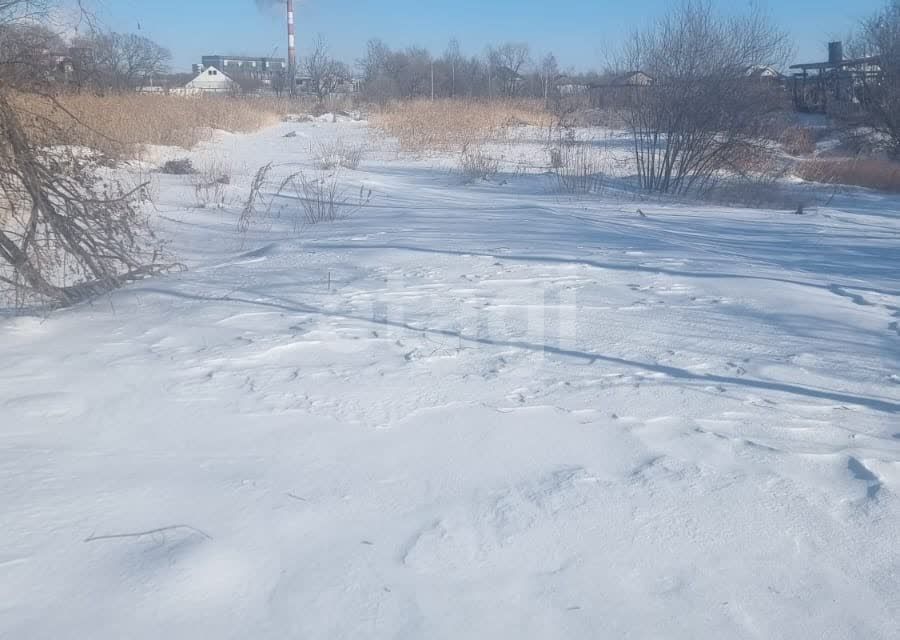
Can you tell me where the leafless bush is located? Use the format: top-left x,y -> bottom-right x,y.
780,127 -> 816,156
613,1 -> 791,195
0,91 -> 166,308
160,158 -> 196,175
313,139 -> 365,170
552,143 -> 607,194
191,158 -> 231,208
286,172 -> 372,227
458,145 -> 500,181
850,0 -> 900,160
239,165 -> 372,234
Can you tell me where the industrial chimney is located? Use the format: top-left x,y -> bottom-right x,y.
287,0 -> 296,89
828,41 -> 843,65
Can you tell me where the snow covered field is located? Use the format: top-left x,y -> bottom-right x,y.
2,117 -> 899,639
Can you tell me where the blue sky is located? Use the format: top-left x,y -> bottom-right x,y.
99,0 -> 885,72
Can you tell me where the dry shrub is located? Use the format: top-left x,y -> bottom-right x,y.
553,143 -> 607,194
313,138 -> 365,170
13,93 -> 298,159
191,157 -> 232,208
239,164 -> 372,233
459,144 -> 500,181
795,158 -> 900,192
288,172 -> 372,226
780,127 -> 816,156
371,99 -> 552,152
160,158 -> 196,175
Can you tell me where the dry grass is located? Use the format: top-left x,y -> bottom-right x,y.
371,99 -> 553,152
13,93 -> 304,159
458,144 -> 501,181
794,157 -> 900,192
780,126 -> 816,156
312,138 -> 366,170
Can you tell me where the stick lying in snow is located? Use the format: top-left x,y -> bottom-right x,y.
84,525 -> 212,543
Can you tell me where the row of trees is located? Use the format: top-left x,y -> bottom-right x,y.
0,17 -> 582,103
0,20 -> 171,92
357,38 -> 578,102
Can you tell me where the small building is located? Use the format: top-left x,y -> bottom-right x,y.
184,66 -> 236,94
610,71 -> 654,87
201,55 -> 286,80
587,71 -> 653,108
745,65 -> 783,80
557,78 -> 591,96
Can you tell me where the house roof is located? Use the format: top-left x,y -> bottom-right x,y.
185,66 -> 235,89
745,65 -> 783,79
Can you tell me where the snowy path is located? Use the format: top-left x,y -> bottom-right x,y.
1,121 -> 899,638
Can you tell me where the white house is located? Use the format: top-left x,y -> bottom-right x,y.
184,66 -> 236,94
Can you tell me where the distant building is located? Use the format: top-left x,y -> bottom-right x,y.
610,71 -> 654,87
184,66 -> 236,94
745,65 -> 783,80
201,55 -> 286,81
587,71 -> 654,109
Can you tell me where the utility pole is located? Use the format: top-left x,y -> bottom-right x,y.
451,60 -> 455,98
431,61 -> 435,101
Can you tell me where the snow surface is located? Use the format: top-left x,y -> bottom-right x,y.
1,119 -> 899,639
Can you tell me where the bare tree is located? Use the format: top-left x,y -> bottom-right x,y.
0,21 -> 65,88
854,0 -> 900,159
614,1 -> 791,195
0,3 -> 167,308
0,0 -> 48,21
539,52 -> 560,105
487,43 -> 530,97
74,31 -> 171,92
302,35 -> 350,102
444,38 -> 462,98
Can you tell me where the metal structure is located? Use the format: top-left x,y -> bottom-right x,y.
790,41 -> 882,114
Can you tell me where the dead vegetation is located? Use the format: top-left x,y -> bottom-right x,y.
0,91 -> 169,308
458,144 -> 501,181
239,164 -> 372,234
371,99 -> 553,152
12,93 -> 301,159
794,157 -> 900,192
288,173 -> 373,226
780,127 -> 817,156
191,157 -> 232,209
551,138 -> 608,194
313,138 -> 365,170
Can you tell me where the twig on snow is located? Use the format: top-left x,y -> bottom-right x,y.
84,524 -> 212,543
